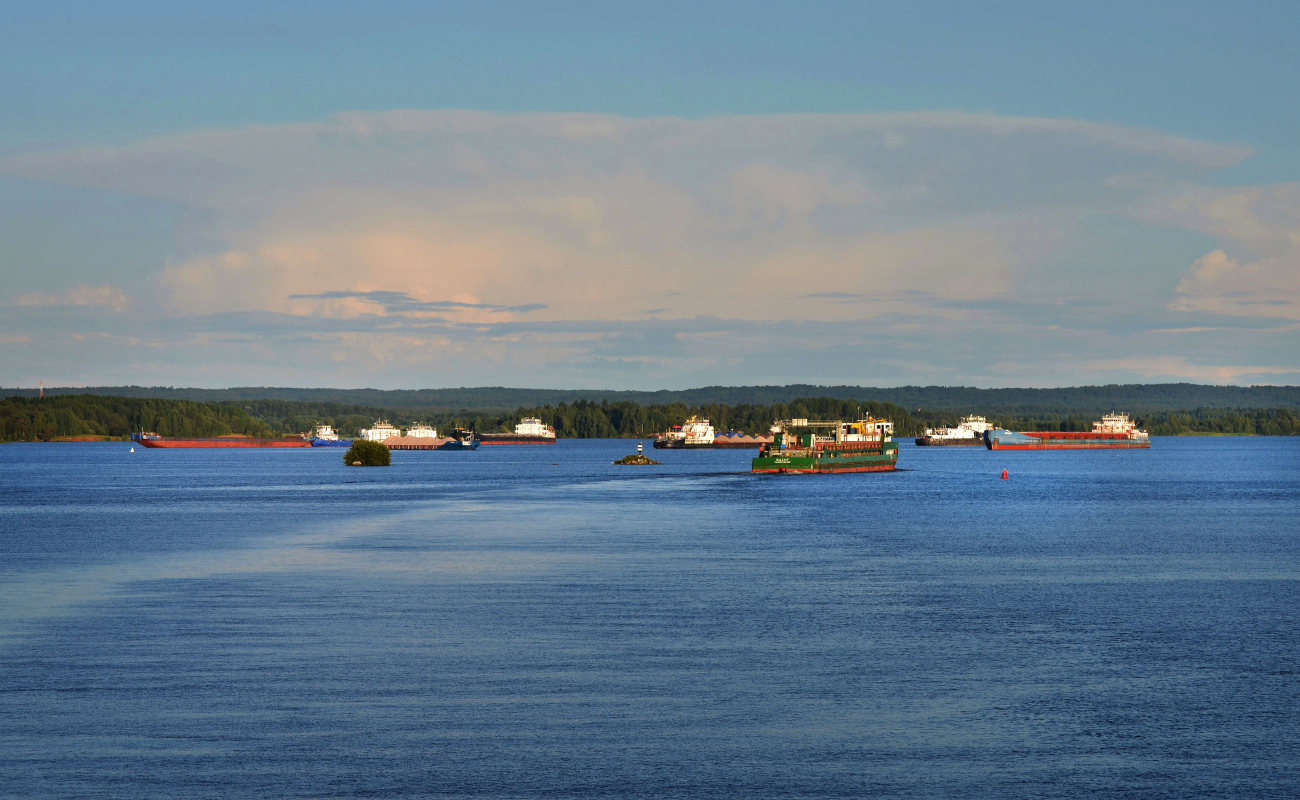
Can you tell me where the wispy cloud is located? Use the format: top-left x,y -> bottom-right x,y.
14,284 -> 130,313
288,290 -> 547,314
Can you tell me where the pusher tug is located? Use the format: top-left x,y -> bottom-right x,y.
915,415 -> 992,446
752,417 -> 899,474
653,416 -> 715,449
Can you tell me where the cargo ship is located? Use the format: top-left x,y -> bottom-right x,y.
653,416 -> 715,449
915,415 -> 991,446
311,424 -> 352,447
478,417 -> 557,445
132,432 -> 311,448
984,413 -> 1150,450
752,417 -> 898,474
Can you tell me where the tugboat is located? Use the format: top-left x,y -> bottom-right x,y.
653,416 -> 715,449
438,428 -> 480,451
985,412 -> 1150,450
311,424 -> 352,447
915,415 -> 992,446
752,417 -> 898,474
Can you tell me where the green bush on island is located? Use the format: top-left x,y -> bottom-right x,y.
343,440 -> 390,466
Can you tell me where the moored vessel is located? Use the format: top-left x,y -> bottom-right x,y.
384,428 -> 481,450
985,413 -> 1150,450
711,431 -> 775,449
653,416 -> 715,449
915,415 -> 992,446
311,424 -> 352,447
358,420 -> 401,442
132,432 -> 311,448
752,417 -> 898,474
478,417 -> 557,445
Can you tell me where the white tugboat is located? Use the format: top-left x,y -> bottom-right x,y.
653,416 -> 716,449
915,415 -> 992,446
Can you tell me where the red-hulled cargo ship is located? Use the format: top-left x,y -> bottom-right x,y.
132,432 -> 311,448
984,413 -> 1150,450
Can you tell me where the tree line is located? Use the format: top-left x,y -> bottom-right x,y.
3,394 -> 1298,442
0,395 -> 272,442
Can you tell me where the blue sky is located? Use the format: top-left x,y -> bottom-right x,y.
2,1 -> 1298,388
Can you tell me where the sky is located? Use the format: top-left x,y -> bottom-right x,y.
2,1 -> 1298,389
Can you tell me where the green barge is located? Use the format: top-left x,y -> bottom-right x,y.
752,417 -> 899,474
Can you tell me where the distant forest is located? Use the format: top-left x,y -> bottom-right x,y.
5,383 -> 1300,414
0,395 -> 273,442
3,393 -> 1298,442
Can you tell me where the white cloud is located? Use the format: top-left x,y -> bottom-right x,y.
1137,184 -> 1300,319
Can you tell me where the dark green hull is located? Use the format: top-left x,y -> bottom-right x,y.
752,442 -> 898,474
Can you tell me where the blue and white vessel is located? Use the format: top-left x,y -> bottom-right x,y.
311,424 -> 352,447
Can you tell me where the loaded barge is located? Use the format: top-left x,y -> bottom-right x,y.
752,417 -> 898,474
132,432 -> 311,448
984,413 -> 1150,450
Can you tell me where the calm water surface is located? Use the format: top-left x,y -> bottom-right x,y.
1,438 -> 1297,798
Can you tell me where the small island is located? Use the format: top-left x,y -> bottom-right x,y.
613,453 -> 661,465
344,440 -> 391,466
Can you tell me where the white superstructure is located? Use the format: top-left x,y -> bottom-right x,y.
1093,412 -> 1149,440
359,420 -> 401,442
406,423 -> 439,438
656,416 -> 716,446
313,424 -> 339,441
514,417 -> 555,438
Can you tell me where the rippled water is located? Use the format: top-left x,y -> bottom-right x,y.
1,438 -> 1297,798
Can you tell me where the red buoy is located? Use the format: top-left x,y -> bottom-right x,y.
1001,469 -> 1009,479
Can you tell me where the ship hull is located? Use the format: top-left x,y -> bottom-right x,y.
386,438 -> 480,450
752,446 -> 898,474
477,434 -> 556,445
653,440 -> 714,449
710,440 -> 771,449
137,438 -> 311,448
439,439 -> 479,451
984,429 -> 1150,450
311,438 -> 352,447
914,436 -> 983,446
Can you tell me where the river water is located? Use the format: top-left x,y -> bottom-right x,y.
1,438 -> 1297,798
